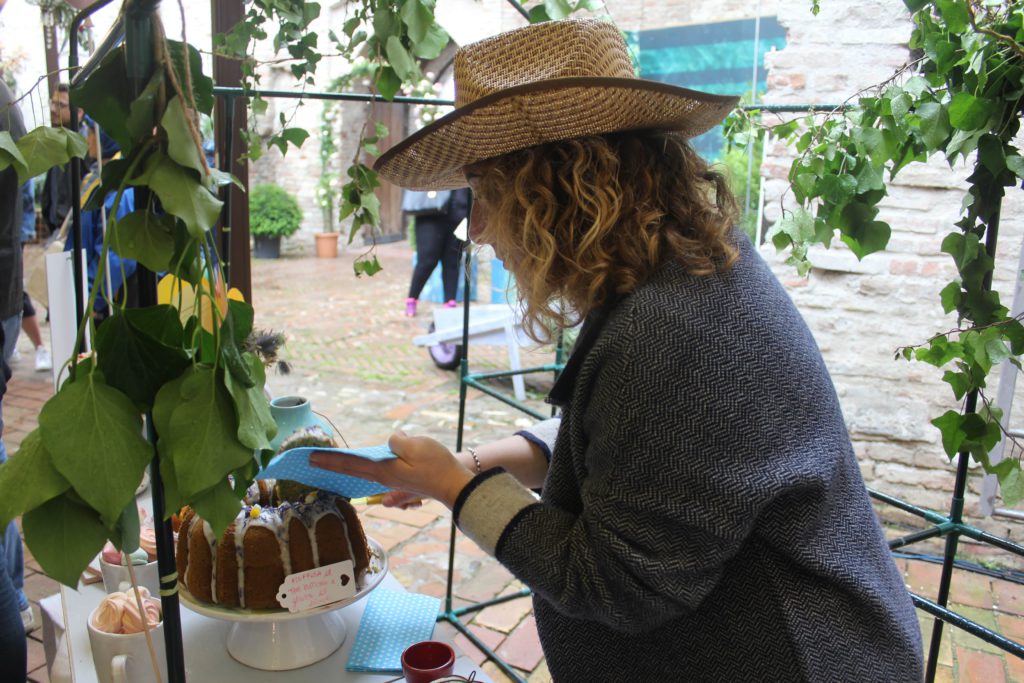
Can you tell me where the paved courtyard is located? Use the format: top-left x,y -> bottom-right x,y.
5,239 -> 1024,681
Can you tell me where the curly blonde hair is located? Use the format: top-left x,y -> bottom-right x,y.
472,130 -> 738,342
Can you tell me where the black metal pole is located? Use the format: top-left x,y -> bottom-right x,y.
122,2 -> 186,681
924,200 -> 1002,683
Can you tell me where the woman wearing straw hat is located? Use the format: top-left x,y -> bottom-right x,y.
313,19 -> 922,680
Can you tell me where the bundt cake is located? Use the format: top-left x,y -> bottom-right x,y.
176,480 -> 371,609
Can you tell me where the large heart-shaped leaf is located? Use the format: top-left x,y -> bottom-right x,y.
95,313 -> 190,407
23,493 -> 110,587
14,127 -> 88,184
107,210 -> 177,274
38,371 -> 152,522
135,153 -> 223,237
72,47 -> 133,150
0,430 -> 70,528
158,366 -> 253,498
224,352 -> 277,451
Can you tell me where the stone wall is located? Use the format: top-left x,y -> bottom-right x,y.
762,0 -> 1024,541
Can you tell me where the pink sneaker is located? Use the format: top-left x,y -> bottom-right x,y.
405,298 -> 417,317
444,300 -> 458,308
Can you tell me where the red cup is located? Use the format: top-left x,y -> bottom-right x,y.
401,641 -> 456,683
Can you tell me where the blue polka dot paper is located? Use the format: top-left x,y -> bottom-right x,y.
346,588 -> 441,673
256,445 -> 396,498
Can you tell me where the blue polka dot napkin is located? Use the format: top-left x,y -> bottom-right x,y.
346,588 -> 442,673
256,445 -> 396,499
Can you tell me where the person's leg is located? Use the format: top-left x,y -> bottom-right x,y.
0,535 -> 27,683
439,228 -> 465,304
22,295 -> 51,372
1,314 -> 20,363
406,220 -> 447,316
19,295 -> 41,349
0,406 -> 28,620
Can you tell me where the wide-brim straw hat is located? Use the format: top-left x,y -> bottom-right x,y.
374,18 -> 740,190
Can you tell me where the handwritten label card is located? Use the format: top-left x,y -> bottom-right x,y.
276,560 -> 356,613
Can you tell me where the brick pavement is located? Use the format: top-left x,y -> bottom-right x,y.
4,240 -> 1024,682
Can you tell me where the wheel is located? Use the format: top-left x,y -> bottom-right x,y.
427,322 -> 463,370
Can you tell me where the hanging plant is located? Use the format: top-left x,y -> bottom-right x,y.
0,21 -> 276,586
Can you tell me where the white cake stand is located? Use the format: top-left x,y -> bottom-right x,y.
179,538 -> 388,671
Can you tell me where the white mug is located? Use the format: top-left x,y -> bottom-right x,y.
87,611 -> 167,683
100,557 -> 161,596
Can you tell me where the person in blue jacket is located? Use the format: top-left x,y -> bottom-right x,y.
65,118 -> 136,320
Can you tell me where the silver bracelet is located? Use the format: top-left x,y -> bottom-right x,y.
467,447 -> 483,474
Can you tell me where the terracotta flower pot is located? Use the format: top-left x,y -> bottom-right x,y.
315,232 -> 339,259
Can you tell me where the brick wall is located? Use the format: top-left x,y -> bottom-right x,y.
762,0 -> 1024,538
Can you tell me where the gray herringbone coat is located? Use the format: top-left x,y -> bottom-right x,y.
454,233 -> 923,681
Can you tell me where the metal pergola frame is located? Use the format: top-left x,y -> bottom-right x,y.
58,1 -> 1024,681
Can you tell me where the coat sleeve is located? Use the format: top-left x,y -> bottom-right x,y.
455,300 -> 817,633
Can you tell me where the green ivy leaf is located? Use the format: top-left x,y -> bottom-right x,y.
528,5 -> 551,22
385,35 -> 419,82
38,371 -> 152,523
95,312 -> 190,408
223,352 -> 277,451
72,47 -> 133,150
0,430 -> 70,529
993,460 -> 1024,507
0,131 -> 28,179
14,127 -> 88,184
109,500 -> 141,555
948,92 -> 994,131
977,134 -> 1007,176
135,153 -> 223,238
353,254 -> 384,277
23,493 -> 110,588
411,22 -> 450,60
126,69 -> 164,143
190,478 -> 242,538
837,202 -> 890,259
818,173 -> 857,205
162,96 -> 207,178
932,409 -> 967,459
544,0 -> 573,19
916,101 -> 951,149
156,366 -> 254,499
941,370 -> 971,400
400,0 -> 433,44
376,65 -> 402,101
935,0 -> 970,33
107,210 -> 177,274
939,280 -> 962,314
166,40 -> 214,115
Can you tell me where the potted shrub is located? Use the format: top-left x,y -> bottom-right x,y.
250,183 -> 302,259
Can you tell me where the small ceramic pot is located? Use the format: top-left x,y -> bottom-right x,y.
100,557 -> 160,597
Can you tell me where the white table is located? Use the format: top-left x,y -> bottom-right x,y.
50,573 -> 487,682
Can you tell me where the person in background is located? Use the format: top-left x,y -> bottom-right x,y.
404,188 -> 470,317
65,117 -> 136,320
10,181 -> 52,372
41,83 -> 79,241
0,80 -> 32,683
312,19 -> 923,680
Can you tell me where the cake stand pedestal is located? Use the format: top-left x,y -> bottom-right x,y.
179,538 -> 388,671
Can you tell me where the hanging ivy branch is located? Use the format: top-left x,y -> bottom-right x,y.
724,0 -> 1024,503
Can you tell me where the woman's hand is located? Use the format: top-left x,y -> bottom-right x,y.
309,431 -> 475,509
